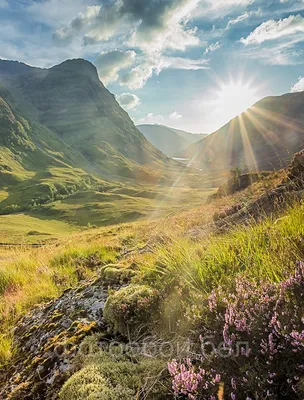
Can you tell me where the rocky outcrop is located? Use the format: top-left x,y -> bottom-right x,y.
0,278 -> 112,400
208,172 -> 265,202
215,149 -> 304,229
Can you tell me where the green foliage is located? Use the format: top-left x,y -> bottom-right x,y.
104,284 -> 160,336
59,336 -> 169,400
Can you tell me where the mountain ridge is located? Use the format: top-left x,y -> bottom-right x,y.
182,90 -> 304,171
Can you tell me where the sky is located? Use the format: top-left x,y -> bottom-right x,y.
1,1 -> 304,133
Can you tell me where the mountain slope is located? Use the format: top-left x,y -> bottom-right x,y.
0,59 -> 169,180
137,124 -> 206,157
0,85 -> 105,212
183,91 -> 304,171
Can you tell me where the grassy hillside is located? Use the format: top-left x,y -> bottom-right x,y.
0,59 -> 171,179
183,91 -> 304,171
0,158 -> 303,399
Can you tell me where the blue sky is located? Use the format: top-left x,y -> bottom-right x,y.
1,0 -> 304,132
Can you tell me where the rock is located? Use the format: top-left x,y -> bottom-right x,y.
0,277 -> 113,400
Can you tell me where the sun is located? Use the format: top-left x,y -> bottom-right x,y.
214,80 -> 260,122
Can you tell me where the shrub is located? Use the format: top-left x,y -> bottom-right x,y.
60,336 -> 170,400
103,284 -> 160,336
59,365 -> 121,400
168,262 -> 304,399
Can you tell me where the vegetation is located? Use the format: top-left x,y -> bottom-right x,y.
59,336 -> 169,400
0,183 -> 303,398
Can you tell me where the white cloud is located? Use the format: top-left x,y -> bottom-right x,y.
127,0 -> 200,54
163,56 -> 209,70
136,111 -> 182,125
241,37 -> 304,65
53,0 -> 201,54
116,93 -> 140,110
120,60 -> 163,90
241,14 -> 304,45
226,8 -> 264,29
120,55 -> 208,90
204,41 -> 221,54
94,49 -> 136,84
170,111 -> 183,120
291,76 -> 304,92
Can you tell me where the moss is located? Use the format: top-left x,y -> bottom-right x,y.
101,265 -> 135,285
59,366 -> 118,400
60,336 -> 170,400
103,284 -> 159,336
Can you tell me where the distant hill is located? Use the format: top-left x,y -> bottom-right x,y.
137,124 -> 207,157
183,92 -> 304,171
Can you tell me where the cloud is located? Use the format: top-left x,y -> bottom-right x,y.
226,10 -> 261,27
120,59 -> 163,90
241,14 -> 304,45
53,0 -> 201,53
196,0 -> 254,18
163,56 -> 209,70
94,49 -> 136,84
120,55 -> 209,89
170,111 -> 183,120
116,93 -> 140,110
241,37 -> 304,65
136,111 -> 182,125
204,41 -> 221,54
291,76 -> 304,92
126,0 -> 200,53
53,5 -> 107,45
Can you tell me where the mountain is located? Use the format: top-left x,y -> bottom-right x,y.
0,59 -> 182,215
0,59 -> 170,179
137,124 -> 207,157
183,92 -> 304,171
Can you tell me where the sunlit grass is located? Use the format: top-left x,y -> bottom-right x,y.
142,201 -> 304,294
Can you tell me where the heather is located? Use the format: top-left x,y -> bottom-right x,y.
168,262 -> 304,399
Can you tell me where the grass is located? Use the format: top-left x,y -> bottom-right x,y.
0,168 -> 301,396
0,193 -> 303,365
0,213 -> 79,244
144,201 -> 304,295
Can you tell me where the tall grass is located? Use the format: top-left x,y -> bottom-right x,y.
144,202 -> 304,294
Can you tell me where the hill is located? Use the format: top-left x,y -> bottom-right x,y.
0,59 -> 171,180
183,91 -> 304,171
137,124 -> 207,157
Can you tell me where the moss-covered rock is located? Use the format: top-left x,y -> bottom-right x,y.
100,265 -> 136,286
60,336 -> 170,400
103,284 -> 159,336
59,366 -> 121,400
